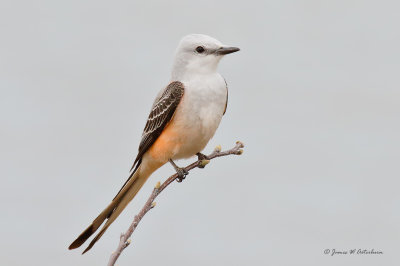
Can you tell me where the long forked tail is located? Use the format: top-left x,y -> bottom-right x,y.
68,165 -> 149,254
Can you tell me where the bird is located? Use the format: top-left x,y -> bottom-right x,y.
68,34 -> 240,254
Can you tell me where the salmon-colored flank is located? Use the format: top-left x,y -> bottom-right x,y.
147,119 -> 182,163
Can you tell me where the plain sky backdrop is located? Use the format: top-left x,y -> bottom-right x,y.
1,0 -> 399,265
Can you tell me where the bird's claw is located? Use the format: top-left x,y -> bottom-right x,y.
196,152 -> 209,161
176,168 -> 189,182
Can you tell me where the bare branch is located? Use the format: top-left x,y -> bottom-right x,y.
107,141 -> 244,266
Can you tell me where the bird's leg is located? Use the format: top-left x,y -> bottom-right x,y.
196,152 -> 210,169
169,159 -> 189,182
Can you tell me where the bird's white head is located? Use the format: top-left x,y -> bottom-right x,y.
171,34 -> 240,80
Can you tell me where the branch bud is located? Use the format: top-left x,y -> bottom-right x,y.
199,159 -> 210,167
214,145 -> 222,152
236,141 -> 244,148
237,149 -> 244,155
151,202 -> 157,208
154,181 -> 161,189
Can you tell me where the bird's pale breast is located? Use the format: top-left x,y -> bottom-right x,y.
172,73 -> 227,159
147,73 -> 227,162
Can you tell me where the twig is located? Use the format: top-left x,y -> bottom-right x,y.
107,141 -> 244,266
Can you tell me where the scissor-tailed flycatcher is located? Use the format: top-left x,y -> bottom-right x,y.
69,34 -> 240,253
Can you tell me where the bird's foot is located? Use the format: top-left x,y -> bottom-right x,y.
196,152 -> 210,169
175,167 -> 189,182
169,159 -> 189,182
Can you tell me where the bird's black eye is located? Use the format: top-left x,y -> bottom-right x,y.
195,46 -> 205,53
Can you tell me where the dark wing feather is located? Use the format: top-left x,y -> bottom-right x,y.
223,77 -> 228,115
131,81 -> 184,169
112,81 -> 184,200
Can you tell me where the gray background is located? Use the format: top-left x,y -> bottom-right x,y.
1,0 -> 399,265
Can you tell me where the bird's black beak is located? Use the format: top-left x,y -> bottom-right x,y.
215,46 -> 240,55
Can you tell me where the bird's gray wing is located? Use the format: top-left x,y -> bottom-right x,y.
131,81 -> 185,172
223,77 -> 228,115
111,81 -> 184,200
